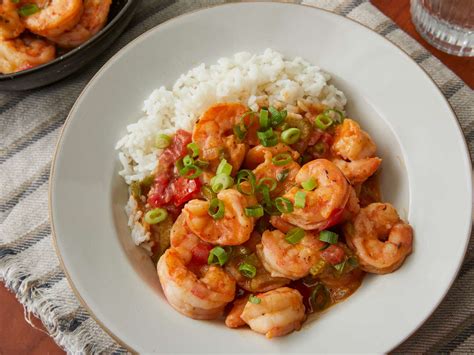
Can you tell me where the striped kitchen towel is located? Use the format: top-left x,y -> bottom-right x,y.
0,0 -> 472,353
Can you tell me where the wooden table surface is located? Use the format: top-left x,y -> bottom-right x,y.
0,1 -> 472,354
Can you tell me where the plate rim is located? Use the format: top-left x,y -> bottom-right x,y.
49,2 -> 473,352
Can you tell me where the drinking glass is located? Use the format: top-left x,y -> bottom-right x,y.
410,0 -> 474,56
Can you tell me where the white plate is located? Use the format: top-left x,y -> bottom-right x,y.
50,2 -> 472,353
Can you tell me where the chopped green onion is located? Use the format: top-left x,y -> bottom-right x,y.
257,127 -> 275,140
269,106 -> 286,126
245,205 -> 264,218
319,230 -> 338,244
315,113 -> 333,130
276,169 -> 290,182
239,262 -> 257,278
257,184 -> 272,206
155,134 -> 171,149
236,169 -> 256,195
310,283 -> 330,312
178,164 -> 202,179
301,178 -> 317,191
144,208 -> 167,224
272,153 -> 292,166
257,177 -> 277,192
187,142 -> 199,157
334,259 -> 346,273
201,185 -> 216,200
259,109 -> 269,128
263,202 -> 282,216
249,295 -> 261,304
210,173 -> 234,193
281,128 -> 301,144
285,227 -> 305,244
260,136 -> 278,147
348,256 -> 359,267
233,124 -> 246,140
275,197 -> 294,214
310,259 -> 327,276
323,108 -> 344,124
208,198 -> 225,220
19,3 -> 40,16
207,246 -> 229,266
182,154 -> 194,166
216,158 -> 232,176
294,191 -> 306,208
233,111 -> 257,140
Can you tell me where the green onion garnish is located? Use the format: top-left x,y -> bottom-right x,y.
269,106 -> 286,126
208,198 -> 225,220
301,178 -> 317,191
183,154 -> 194,167
233,124 -> 246,140
178,164 -> 202,179
281,128 -> 301,144
294,191 -> 306,208
319,230 -> 338,244
257,177 -> 277,192
233,111 -> 256,140
207,246 -> 229,266
275,197 -> 294,214
315,113 -> 333,130
276,169 -> 290,182
155,134 -> 171,149
245,205 -> 264,218
249,294 -> 261,304
201,185 -> 216,200
259,109 -> 269,129
334,259 -> 346,273
323,108 -> 344,124
195,159 -> 209,168
260,136 -> 278,147
347,256 -> 359,267
144,208 -> 168,224
272,153 -> 292,166
19,3 -> 40,16
187,142 -> 199,157
310,283 -> 330,312
285,227 -> 305,244
257,127 -> 275,140
210,173 -> 234,193
239,262 -> 257,278
257,184 -> 272,206
216,158 -> 232,176
236,169 -> 256,195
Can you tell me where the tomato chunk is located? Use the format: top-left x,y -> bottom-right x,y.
173,177 -> 201,206
191,243 -> 213,266
321,244 -> 345,265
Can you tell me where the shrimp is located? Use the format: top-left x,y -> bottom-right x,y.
192,103 -> 248,173
251,144 -> 301,197
331,119 -> 377,161
225,231 -> 290,292
21,0 -> 83,38
257,229 -> 325,280
183,188 -> 257,245
280,159 -> 350,230
0,35 -> 55,74
47,0 -> 111,48
169,213 -> 202,260
341,186 -> 360,222
332,157 -> 382,185
225,296 -> 248,328
0,0 -> 24,40
244,143 -> 300,169
157,248 -> 236,319
344,203 -> 413,274
240,287 -> 305,338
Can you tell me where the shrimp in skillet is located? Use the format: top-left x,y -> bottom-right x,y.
281,159 -> 350,230
21,0 -> 83,38
344,202 -> 413,274
0,0 -> 24,40
240,287 -> 305,338
183,188 -> 257,245
0,35 -> 55,74
47,0 -> 111,48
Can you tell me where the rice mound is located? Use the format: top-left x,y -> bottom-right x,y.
116,48 -> 347,184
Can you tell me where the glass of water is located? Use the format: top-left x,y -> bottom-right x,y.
411,0 -> 474,56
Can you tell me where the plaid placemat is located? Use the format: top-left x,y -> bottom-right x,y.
1,0 -> 472,353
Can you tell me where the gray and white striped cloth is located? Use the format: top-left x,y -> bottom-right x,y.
1,0 -> 472,353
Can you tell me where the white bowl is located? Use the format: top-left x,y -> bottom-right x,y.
50,2 -> 472,353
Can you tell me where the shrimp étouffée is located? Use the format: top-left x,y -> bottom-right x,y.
0,0 -> 24,40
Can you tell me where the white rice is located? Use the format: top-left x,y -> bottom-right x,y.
116,48 -> 347,184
